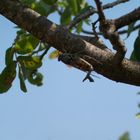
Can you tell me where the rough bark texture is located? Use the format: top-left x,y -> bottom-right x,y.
0,0 -> 140,86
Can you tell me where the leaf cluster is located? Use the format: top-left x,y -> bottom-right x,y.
0,30 -> 47,93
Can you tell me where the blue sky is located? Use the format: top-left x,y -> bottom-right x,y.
0,0 -> 140,140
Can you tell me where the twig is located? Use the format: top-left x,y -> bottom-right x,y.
119,24 -> 140,34
40,44 -> 51,60
66,0 -> 130,29
66,6 -> 97,29
82,29 -> 101,35
82,23 -> 140,35
103,0 -> 130,9
94,0 -> 105,21
92,19 -> 99,38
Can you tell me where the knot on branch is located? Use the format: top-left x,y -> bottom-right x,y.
100,19 -> 116,37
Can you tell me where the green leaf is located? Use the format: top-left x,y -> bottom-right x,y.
16,29 -> 26,36
0,80 -> 12,94
136,112 -> 140,119
130,50 -> 138,61
27,70 -> 43,86
18,67 -> 27,93
22,0 -> 56,16
67,0 -> 88,15
127,22 -> 136,38
21,0 -> 35,6
49,50 -> 60,59
77,0 -> 87,9
77,5 -> 93,16
0,61 -> 17,94
60,7 -> 72,25
119,132 -> 131,140
130,30 -> 140,62
134,36 -> 140,61
57,1 -> 67,8
67,0 -> 78,15
31,1 -> 56,16
76,21 -> 83,33
38,43 -> 46,51
138,103 -> 140,108
84,18 -> 91,25
42,0 -> 57,5
17,56 -> 42,70
14,34 -> 39,54
5,47 -> 15,66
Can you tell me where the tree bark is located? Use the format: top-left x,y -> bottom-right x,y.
0,0 -> 140,86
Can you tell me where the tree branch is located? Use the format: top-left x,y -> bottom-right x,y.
94,0 -> 126,64
103,0 -> 130,9
94,0 -> 106,21
67,7 -> 97,29
67,0 -> 130,29
115,7 -> 140,29
82,23 -> 140,35
0,0 -> 140,86
119,24 -> 140,34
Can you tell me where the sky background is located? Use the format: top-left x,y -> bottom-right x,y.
0,0 -> 140,140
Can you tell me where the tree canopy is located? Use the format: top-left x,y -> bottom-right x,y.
0,0 -> 140,93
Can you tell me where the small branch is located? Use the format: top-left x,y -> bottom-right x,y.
66,7 -> 97,29
40,44 -> 51,60
94,0 -> 105,21
115,7 -> 140,30
83,23 -> 140,35
103,0 -> 130,9
66,0 -> 129,29
119,24 -> 140,34
94,0 -> 126,64
91,19 -> 100,38
82,29 -> 102,35
101,21 -> 126,64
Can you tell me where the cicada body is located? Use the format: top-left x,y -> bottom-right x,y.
58,53 -> 93,72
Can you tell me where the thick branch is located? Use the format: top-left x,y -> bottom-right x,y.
0,0 -> 140,86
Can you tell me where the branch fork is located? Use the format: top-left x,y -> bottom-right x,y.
94,0 -> 126,64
